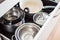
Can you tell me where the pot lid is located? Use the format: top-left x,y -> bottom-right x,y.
20,0 -> 43,13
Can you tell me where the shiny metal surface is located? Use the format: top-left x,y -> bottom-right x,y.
15,23 -> 40,40
1,4 -> 25,32
4,19 -> 24,32
33,12 -> 49,26
3,6 -> 21,21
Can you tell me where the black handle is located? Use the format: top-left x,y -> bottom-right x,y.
24,7 -> 29,13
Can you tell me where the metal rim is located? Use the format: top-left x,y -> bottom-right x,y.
33,12 -> 49,25
15,23 -> 40,40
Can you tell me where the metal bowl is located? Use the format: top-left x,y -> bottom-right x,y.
15,23 -> 40,40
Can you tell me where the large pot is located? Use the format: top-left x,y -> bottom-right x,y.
15,23 -> 40,40
0,3 -> 25,33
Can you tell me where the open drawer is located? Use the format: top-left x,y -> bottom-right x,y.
0,0 -> 59,40
34,2 -> 60,40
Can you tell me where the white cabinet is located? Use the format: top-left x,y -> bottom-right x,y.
34,2 -> 60,40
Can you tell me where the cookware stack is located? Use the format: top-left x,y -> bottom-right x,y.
0,0 -> 57,40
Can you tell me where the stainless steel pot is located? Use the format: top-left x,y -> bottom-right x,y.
15,23 -> 40,40
1,4 -> 25,33
33,12 -> 49,26
3,5 -> 22,21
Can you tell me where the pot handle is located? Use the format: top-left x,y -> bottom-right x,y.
24,7 -> 29,13
11,35 -> 15,40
